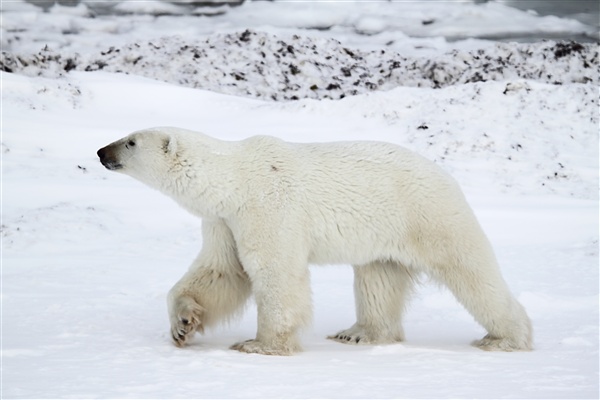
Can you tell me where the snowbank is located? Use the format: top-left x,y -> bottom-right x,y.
2,30 -> 598,101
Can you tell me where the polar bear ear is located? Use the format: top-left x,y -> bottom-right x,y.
164,136 -> 177,155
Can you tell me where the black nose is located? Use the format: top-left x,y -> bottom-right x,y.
97,145 -> 122,170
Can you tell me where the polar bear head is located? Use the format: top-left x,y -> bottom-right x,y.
97,128 -> 182,189
97,127 -> 238,217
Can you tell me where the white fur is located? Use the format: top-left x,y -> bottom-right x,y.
98,126 -> 533,355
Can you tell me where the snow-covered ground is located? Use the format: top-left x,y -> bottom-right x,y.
2,1 -> 599,399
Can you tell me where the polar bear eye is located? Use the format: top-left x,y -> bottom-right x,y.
127,140 -> 136,147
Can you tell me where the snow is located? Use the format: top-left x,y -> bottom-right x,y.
1,0 -> 597,56
112,1 -> 189,17
2,1 -> 599,399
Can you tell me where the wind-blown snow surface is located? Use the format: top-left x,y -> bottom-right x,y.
2,2 -> 599,399
3,71 -> 598,398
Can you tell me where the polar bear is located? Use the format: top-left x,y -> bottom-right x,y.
97,126 -> 532,355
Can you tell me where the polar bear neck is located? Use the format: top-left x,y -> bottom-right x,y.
156,134 -> 242,219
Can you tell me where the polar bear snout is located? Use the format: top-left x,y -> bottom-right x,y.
97,145 -> 123,170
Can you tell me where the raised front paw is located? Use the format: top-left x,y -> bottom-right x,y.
169,296 -> 205,347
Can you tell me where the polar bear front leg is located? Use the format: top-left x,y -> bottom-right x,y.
167,219 -> 252,347
231,245 -> 312,356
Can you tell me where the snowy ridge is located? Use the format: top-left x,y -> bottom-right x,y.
2,30 -> 598,101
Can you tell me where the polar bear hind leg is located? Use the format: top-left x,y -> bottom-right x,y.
329,261 -> 415,345
432,255 -> 533,352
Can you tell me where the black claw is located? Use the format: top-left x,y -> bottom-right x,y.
181,318 -> 189,325
355,337 -> 360,343
345,336 -> 351,341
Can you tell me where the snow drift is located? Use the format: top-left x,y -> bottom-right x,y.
2,30 -> 598,101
